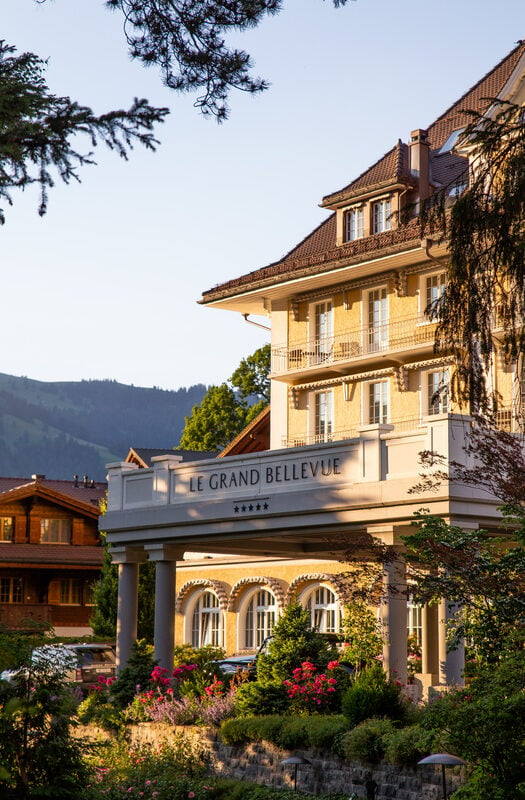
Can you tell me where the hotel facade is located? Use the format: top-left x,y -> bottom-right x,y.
104,42 -> 525,695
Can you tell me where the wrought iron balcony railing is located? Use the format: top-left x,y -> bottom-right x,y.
271,316 -> 437,375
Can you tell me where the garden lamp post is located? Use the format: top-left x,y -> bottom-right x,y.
418,753 -> 465,800
281,756 -> 312,792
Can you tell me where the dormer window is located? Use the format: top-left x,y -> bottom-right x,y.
372,197 -> 392,234
345,206 -> 364,241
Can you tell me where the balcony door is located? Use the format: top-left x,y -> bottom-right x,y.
311,300 -> 334,364
366,288 -> 388,353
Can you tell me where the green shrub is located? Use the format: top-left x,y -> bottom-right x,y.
341,663 -> 407,726
110,639 -> 156,708
341,718 -> 395,764
382,724 -> 434,767
211,778 -> 348,800
220,713 -> 349,752
220,715 -> 284,745
77,688 -> 125,732
234,680 -> 290,716
256,603 -> 338,684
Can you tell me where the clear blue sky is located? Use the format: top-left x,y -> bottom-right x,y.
1,0 -> 525,390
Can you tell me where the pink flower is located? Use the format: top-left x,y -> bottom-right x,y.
327,660 -> 339,670
188,793 -> 195,798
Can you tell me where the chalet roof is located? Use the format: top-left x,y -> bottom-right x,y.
201,41 -> 525,303
125,447 -> 218,468
0,543 -> 103,567
0,476 -> 106,515
219,405 -> 270,458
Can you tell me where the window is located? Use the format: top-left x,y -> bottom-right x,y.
310,300 -> 334,363
407,597 -> 422,647
191,590 -> 222,648
345,206 -> 364,241
424,272 -> 446,319
40,518 -> 72,544
426,369 -> 449,415
244,589 -> 276,649
59,578 -> 82,605
0,577 -> 23,604
0,517 -> 14,542
313,390 -> 334,443
372,197 -> 391,234
366,288 -> 388,352
304,585 -> 339,633
367,381 -> 389,424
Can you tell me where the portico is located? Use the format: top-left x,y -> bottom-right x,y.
103,414 -> 501,690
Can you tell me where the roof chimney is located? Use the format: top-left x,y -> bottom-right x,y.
409,129 -> 430,204
31,474 -> 45,481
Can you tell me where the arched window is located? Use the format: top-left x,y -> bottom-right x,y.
190,590 -> 222,648
303,585 -> 339,633
243,588 -> 277,649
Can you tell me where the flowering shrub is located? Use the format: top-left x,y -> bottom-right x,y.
282,661 -> 339,713
78,675 -> 125,731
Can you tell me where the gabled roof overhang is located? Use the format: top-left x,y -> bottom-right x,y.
320,178 -> 415,210
0,483 -> 101,519
201,235 -> 447,316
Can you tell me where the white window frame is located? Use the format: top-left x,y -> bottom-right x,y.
424,368 -> 449,416
371,197 -> 392,234
301,584 -> 340,633
365,380 -> 389,425
242,587 -> 277,650
407,596 -> 423,648
309,299 -> 334,364
310,389 -> 334,443
188,589 -> 222,649
345,206 -> 364,241
420,271 -> 446,321
364,287 -> 388,353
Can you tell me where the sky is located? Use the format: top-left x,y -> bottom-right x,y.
1,0 -> 525,391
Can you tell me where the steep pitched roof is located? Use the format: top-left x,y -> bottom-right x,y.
218,405 -> 270,458
0,476 -> 106,514
201,41 -> 525,303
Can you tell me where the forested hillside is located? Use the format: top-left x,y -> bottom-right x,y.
0,373 -> 207,480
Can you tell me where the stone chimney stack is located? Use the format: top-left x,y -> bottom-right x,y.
409,128 -> 430,204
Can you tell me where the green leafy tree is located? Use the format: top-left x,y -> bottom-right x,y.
340,601 -> 383,673
230,344 -> 271,403
179,344 -> 270,451
0,41 -> 168,224
421,651 -> 525,800
90,531 -> 157,643
0,653 -> 90,798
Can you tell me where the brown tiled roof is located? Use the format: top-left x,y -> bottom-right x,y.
322,141 -> 411,206
0,543 -> 103,566
0,478 -> 105,516
0,476 -> 106,506
201,41 -> 525,303
219,405 -> 270,458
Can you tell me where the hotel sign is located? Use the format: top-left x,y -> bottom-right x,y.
173,450 -> 353,501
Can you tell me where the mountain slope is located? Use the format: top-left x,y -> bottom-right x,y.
0,374 -> 207,480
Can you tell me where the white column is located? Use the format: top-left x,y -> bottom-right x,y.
381,554 -> 408,685
146,545 -> 184,673
112,546 -> 146,673
438,599 -> 465,686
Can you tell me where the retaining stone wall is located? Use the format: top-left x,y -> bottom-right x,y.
114,724 -> 465,799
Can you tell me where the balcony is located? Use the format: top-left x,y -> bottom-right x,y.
281,416 -> 422,448
271,316 -> 437,379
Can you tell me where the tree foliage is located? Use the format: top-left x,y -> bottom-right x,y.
422,101 -> 525,414
178,344 -> 270,451
105,1 -> 352,120
0,41 -> 168,224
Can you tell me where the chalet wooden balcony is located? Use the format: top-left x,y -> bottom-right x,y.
271,316 -> 437,380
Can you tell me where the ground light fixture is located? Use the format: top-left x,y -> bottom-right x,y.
281,756 -> 312,792
417,753 -> 465,800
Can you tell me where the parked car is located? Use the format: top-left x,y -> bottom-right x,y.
0,643 -> 116,693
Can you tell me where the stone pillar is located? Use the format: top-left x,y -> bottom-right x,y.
111,546 -> 147,674
438,599 -> 465,686
146,545 -> 184,673
380,554 -> 408,685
